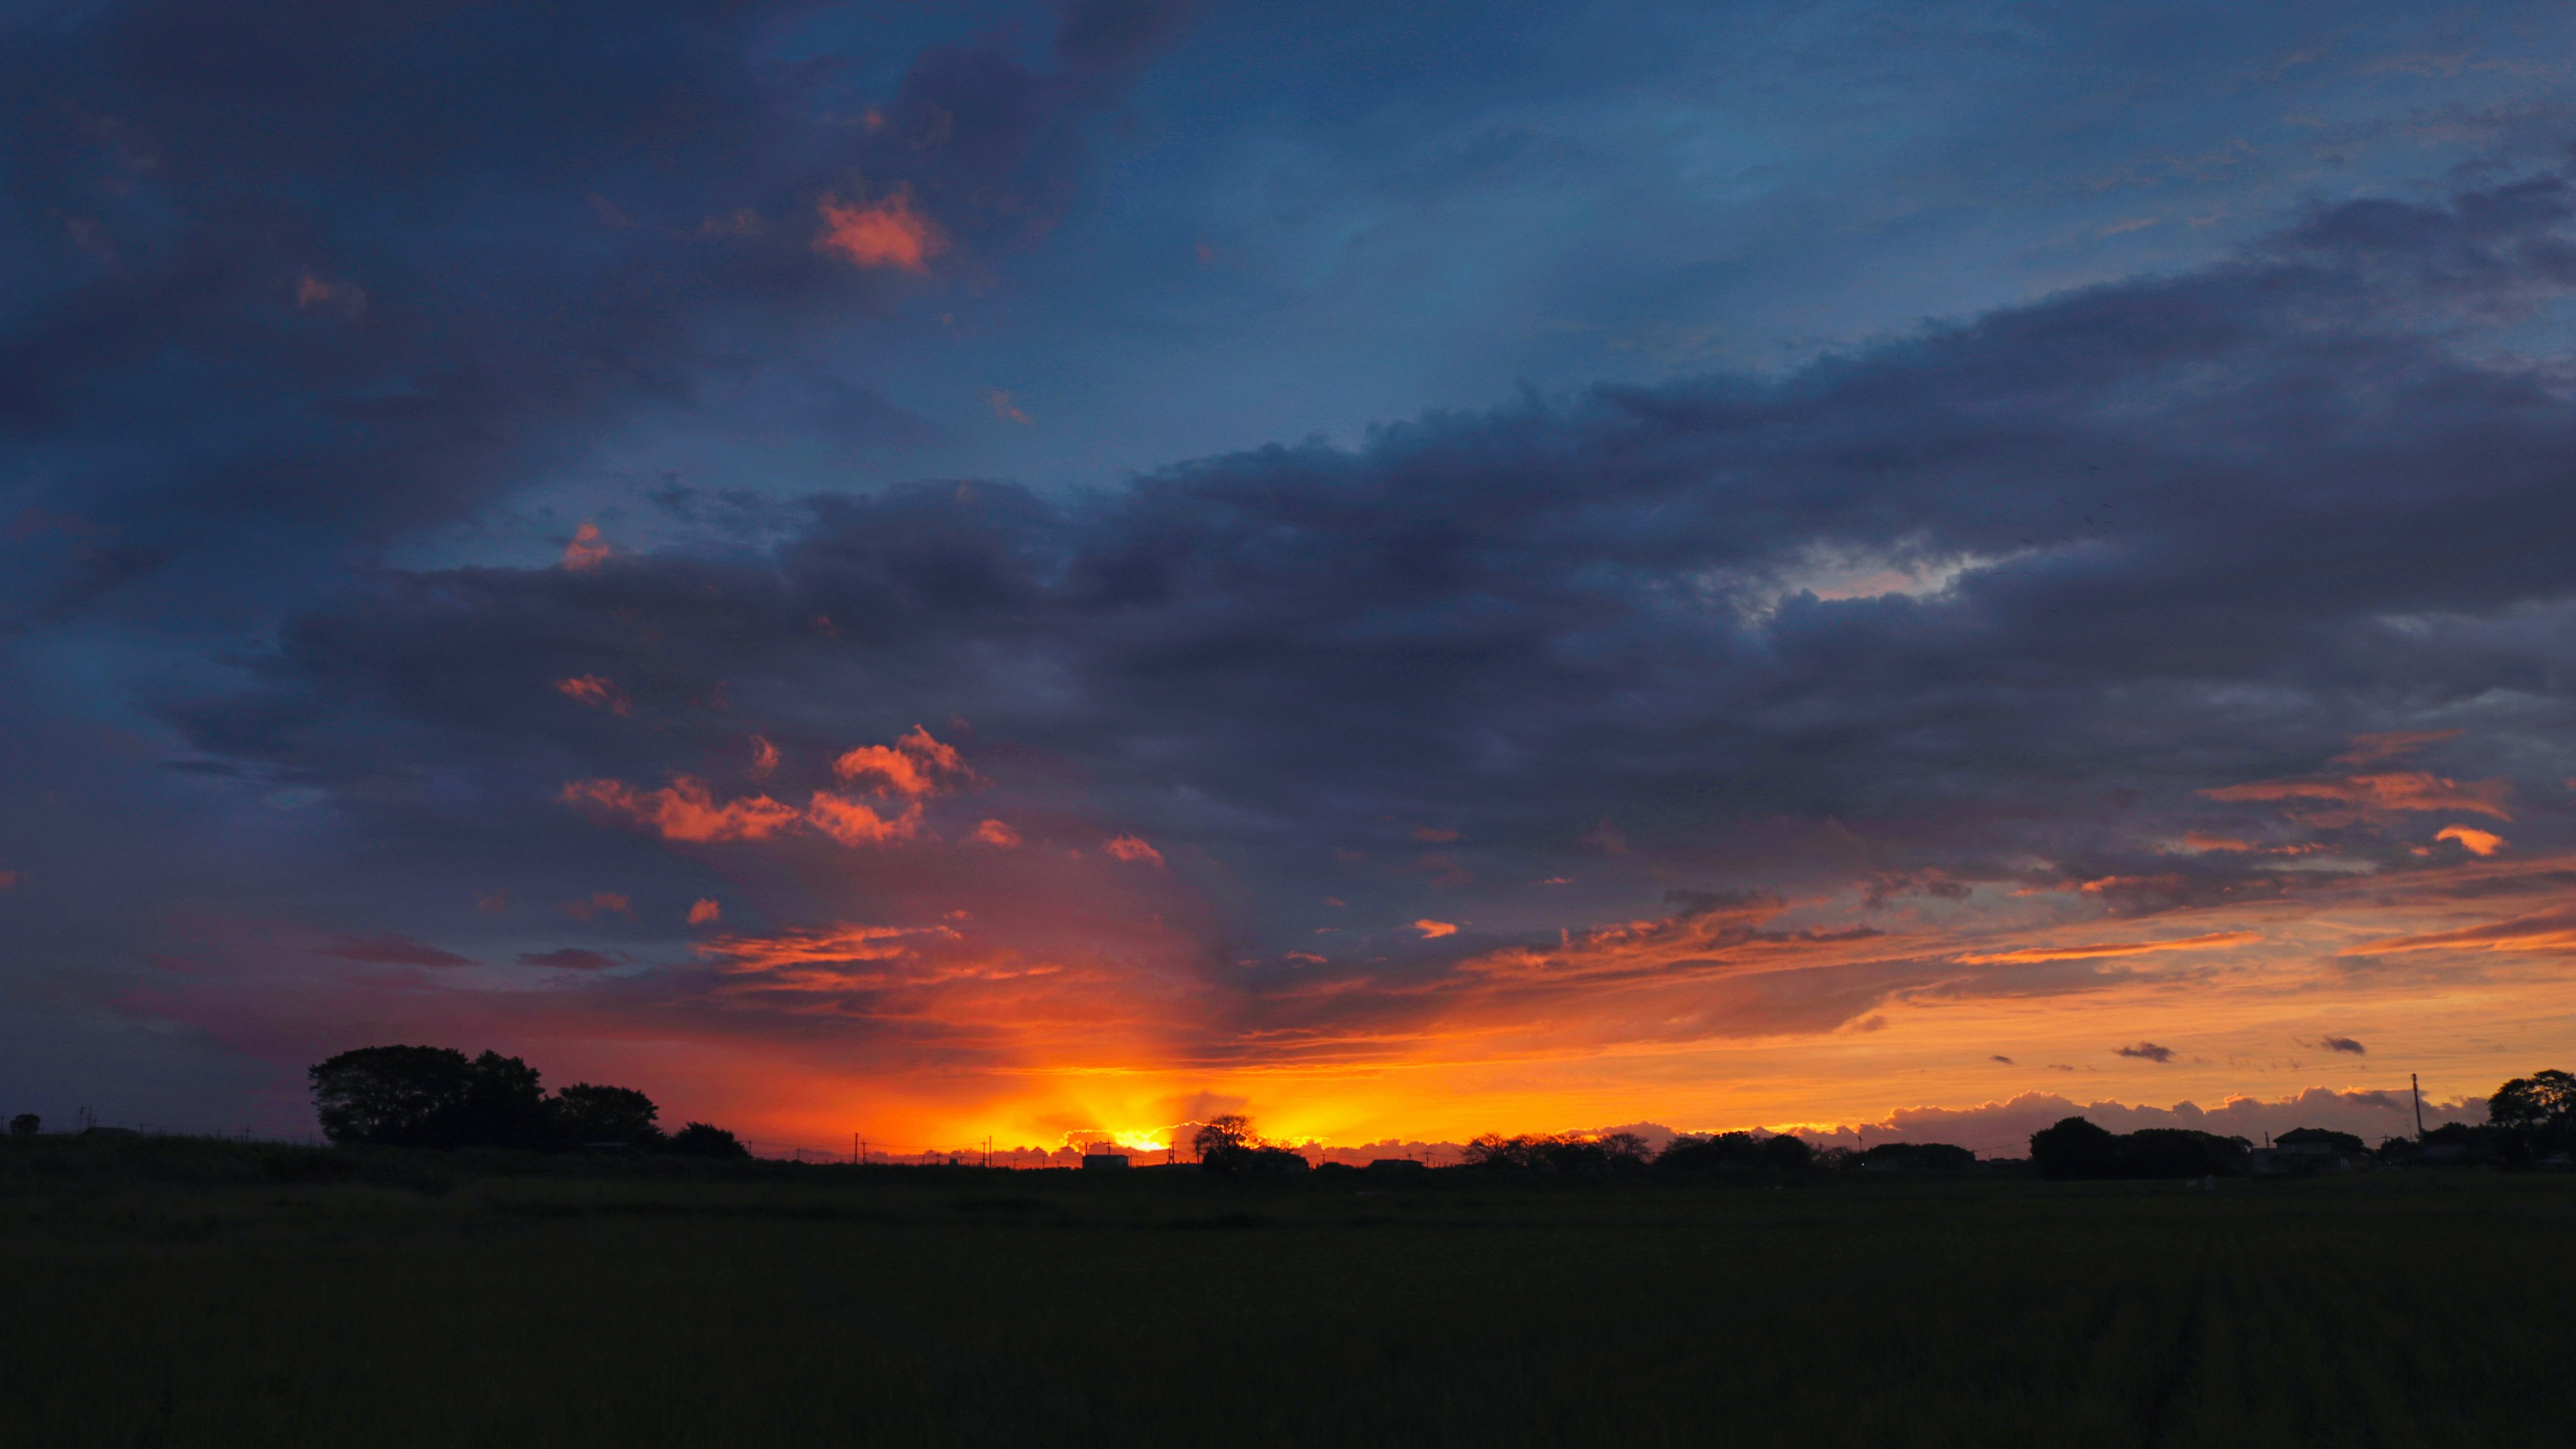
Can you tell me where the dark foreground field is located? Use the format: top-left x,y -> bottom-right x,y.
3,1138 -> 2571,1447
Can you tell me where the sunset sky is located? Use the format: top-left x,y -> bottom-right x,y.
7,1 -> 2576,1160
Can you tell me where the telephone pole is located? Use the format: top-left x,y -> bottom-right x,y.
2412,1073 -> 2426,1140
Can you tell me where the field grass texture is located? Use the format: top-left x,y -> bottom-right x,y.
2,1136 -> 2569,1447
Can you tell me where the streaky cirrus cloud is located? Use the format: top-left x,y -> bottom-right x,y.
1953,931 -> 2261,965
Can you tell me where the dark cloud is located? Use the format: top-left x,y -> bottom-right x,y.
314,934 -> 476,968
518,949 -> 621,971
2320,1034 -> 2368,1055
0,0 -> 1193,628
149,169 -> 2576,979
2115,1042 -> 2177,1063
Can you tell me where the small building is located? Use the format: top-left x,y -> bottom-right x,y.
1081,1152 -> 1130,1171
1365,1158 -> 1428,1174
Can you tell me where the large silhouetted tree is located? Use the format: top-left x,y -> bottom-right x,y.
2029,1117 -> 2119,1179
554,1083 -> 661,1147
1192,1115 -> 1307,1176
309,1045 -> 478,1146
311,1044 -> 703,1153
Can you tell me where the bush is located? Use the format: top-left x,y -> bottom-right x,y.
9,1113 -> 37,1137
664,1123 -> 750,1159
2030,1117 -> 2249,1179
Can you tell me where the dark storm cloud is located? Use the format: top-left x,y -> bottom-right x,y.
0,0 -> 1192,623
159,168 -> 2576,963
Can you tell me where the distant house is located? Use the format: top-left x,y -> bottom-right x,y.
1081,1152 -> 1130,1171
2257,1127 -> 2369,1173
1365,1159 -> 1428,1174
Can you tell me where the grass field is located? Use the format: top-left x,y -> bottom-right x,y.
3,1138 -> 2571,1447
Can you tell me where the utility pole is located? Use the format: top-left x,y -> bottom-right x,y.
985,1136 -> 993,1170
2412,1073 -> 2426,1140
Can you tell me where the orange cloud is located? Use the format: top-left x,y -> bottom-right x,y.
985,390 -> 1031,425
1953,930 -> 2260,965
1414,919 -> 1458,938
806,792 -> 922,847
553,674 -> 630,716
749,735 -> 779,778
2331,729 -> 2461,766
696,922 -> 925,973
2343,905 -> 2576,956
815,191 -> 947,273
2434,825 -> 2505,856
0,869 -> 15,890
972,819 -> 1022,847
2183,832 -> 2254,853
1104,835 -> 1165,867
688,898 -> 722,926
559,777 -> 803,843
1413,826 -> 1462,843
2201,770 -> 2511,820
562,523 -> 610,571
833,725 -> 969,797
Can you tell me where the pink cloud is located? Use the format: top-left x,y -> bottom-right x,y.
749,735 -> 779,778
1104,835 -> 1165,867
554,674 -> 631,715
972,819 -> 1022,847
814,191 -> 947,273
688,898 -> 722,926
1414,919 -> 1458,939
561,523 -> 611,572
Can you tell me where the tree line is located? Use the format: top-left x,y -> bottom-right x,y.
307,1045 -> 749,1157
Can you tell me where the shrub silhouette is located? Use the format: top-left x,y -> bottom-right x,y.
665,1122 -> 751,1159
1854,1141 -> 1978,1172
2030,1116 -> 2249,1179
8,1113 -> 36,1137
1654,1131 -> 1809,1175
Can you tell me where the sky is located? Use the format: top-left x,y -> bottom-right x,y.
5,0 -> 2576,1160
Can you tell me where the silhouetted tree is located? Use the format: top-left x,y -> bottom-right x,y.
1764,1132 -> 1812,1169
1855,1141 -> 1978,1172
309,1044 -> 557,1149
664,1122 -> 750,1159
1193,1114 -> 1253,1161
1193,1114 -> 1307,1176
2121,1128 -> 2249,1177
2030,1116 -> 2118,1179
2489,1069 -> 2575,1159
2031,1116 -> 2250,1179
453,1050 -> 551,1149
310,1045 -> 478,1146
553,1083 -> 661,1147
8,1113 -> 36,1137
